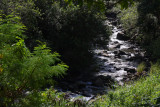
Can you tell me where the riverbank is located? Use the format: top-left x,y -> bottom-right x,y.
91,63 -> 160,107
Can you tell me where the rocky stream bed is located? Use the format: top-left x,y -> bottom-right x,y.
55,18 -> 149,102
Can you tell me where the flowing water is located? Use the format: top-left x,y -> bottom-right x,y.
56,19 -> 148,101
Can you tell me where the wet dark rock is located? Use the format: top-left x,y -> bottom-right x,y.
106,12 -> 117,19
115,54 -> 121,58
113,51 -> 118,54
127,72 -> 133,76
117,32 -> 130,41
116,67 -> 121,70
93,75 -> 114,87
93,78 -> 103,87
102,59 -> 108,62
124,68 -> 136,73
82,91 -> 91,97
103,50 -> 108,53
108,69 -> 112,72
115,50 -> 128,58
134,54 -> 143,59
113,41 -> 119,44
68,84 -> 78,91
121,55 -> 130,60
118,50 -> 127,55
114,44 -> 121,48
100,75 -> 113,81
77,81 -> 86,89
126,57 -> 134,61
122,77 -> 128,81
98,53 -> 103,56
112,21 -> 118,26
109,62 -> 115,65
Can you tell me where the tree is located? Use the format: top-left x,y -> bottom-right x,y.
0,14 -> 68,106
64,0 -> 134,9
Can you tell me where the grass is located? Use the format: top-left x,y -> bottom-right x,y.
91,63 -> 160,107
137,62 -> 146,74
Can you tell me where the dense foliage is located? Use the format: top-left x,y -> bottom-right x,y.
137,0 -> 160,59
118,0 -> 160,60
0,14 -> 68,106
0,0 -> 111,74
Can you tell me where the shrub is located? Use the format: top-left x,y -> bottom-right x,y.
118,2 -> 139,39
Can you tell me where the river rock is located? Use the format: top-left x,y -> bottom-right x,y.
98,53 -> 103,56
118,50 -> 127,55
93,78 -> 104,87
82,91 -> 91,97
68,84 -> 78,91
112,21 -> 118,26
102,59 -> 108,62
113,51 -> 118,54
124,68 -> 136,73
114,44 -> 121,48
77,81 -> 86,89
115,67 -> 121,70
117,32 -> 130,41
113,41 -> 119,44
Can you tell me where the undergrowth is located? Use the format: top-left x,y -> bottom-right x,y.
91,63 -> 160,107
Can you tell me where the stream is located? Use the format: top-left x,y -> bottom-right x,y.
55,18 -> 148,102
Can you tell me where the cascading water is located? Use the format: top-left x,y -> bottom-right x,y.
55,19 -> 147,102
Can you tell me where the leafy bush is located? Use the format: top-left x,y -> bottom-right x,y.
118,0 -> 160,60
0,14 -> 68,106
118,2 -> 139,39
